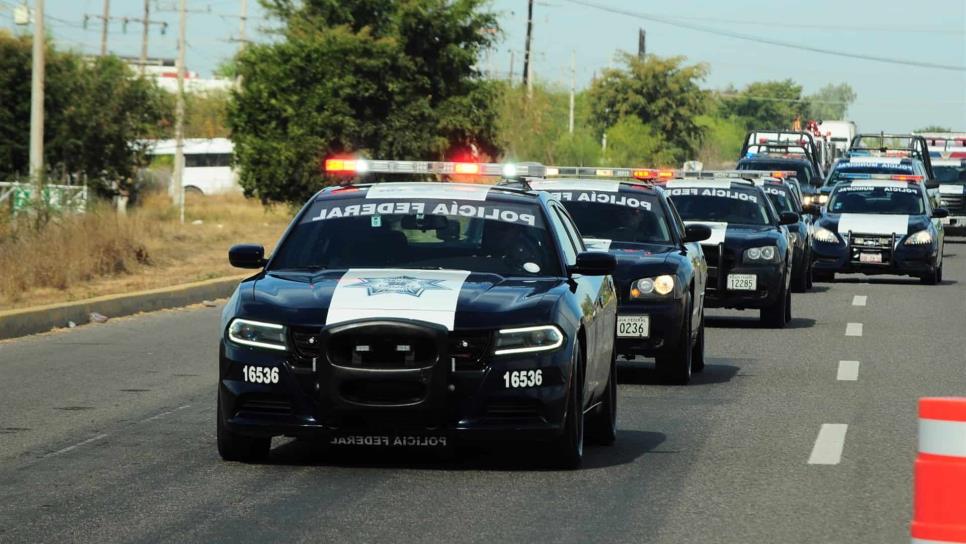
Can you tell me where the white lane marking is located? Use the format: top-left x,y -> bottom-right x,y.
45,433 -> 109,458
837,360 -> 860,381
852,295 -> 867,306
140,404 -> 192,423
845,323 -> 863,336
808,424 -> 848,465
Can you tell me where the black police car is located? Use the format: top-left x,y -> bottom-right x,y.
529,176 -> 711,385
929,158 -> 965,236
218,161 -> 618,468
811,176 -> 947,284
664,174 -> 799,327
754,177 -> 815,292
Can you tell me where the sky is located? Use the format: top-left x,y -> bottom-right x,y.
1,0 -> 964,132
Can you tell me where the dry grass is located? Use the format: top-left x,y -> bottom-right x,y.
0,193 -> 291,310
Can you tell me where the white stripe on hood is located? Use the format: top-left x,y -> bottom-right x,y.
838,214 -> 909,235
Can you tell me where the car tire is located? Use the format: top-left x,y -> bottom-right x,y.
217,393 -> 271,463
805,255 -> 814,290
920,266 -> 940,285
691,309 -> 705,373
813,270 -> 834,283
551,346 -> 584,469
586,346 -> 617,446
656,301 -> 693,385
792,254 -> 809,293
760,286 -> 789,328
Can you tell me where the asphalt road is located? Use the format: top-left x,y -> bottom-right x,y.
1,244 -> 964,543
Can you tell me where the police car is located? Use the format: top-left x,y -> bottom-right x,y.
811,175 -> 948,284
529,168 -> 711,385
934,158 -> 966,235
664,172 -> 799,327
752,174 -> 815,292
218,160 -> 619,468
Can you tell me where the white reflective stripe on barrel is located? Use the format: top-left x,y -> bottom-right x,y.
912,538 -> 963,544
919,418 -> 966,458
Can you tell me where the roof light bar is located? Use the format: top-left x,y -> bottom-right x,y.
838,173 -> 923,182
323,159 -> 544,177
542,166 -> 674,179
683,170 -> 775,180
632,169 -> 676,181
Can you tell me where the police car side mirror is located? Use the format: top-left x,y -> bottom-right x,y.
779,211 -> 800,225
570,251 -> 616,276
229,244 -> 267,269
925,179 -> 940,190
683,224 -> 712,243
933,208 -> 950,219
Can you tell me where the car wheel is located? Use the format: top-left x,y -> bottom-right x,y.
656,301 -> 692,385
760,285 -> 789,328
217,392 -> 271,463
551,346 -> 584,469
792,256 -> 809,293
586,345 -> 617,446
920,266 -> 940,285
784,288 -> 792,323
691,309 -> 705,373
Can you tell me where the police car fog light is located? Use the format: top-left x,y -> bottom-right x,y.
630,275 -> 674,298
227,319 -> 287,351
814,227 -> 840,244
743,245 -> 779,263
905,230 -> 933,246
493,325 -> 564,355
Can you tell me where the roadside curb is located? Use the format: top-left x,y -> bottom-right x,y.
0,275 -> 248,340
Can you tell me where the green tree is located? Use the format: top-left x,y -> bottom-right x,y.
229,0 -> 500,204
588,53 -> 709,162
805,83 -> 856,121
602,116 -> 676,167
720,79 -> 805,129
916,126 -> 953,133
0,31 -> 170,196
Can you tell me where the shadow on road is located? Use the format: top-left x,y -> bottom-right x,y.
704,314 -> 815,330
831,276 -> 957,286
616,360 -> 740,386
263,430 -> 665,471
805,284 -> 831,293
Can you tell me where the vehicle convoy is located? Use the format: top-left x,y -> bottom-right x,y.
933,158 -> 966,235
811,175 -> 947,284
529,169 -> 711,384
218,160 -> 619,468
820,134 -> 939,205
752,175 -> 816,292
663,172 -> 798,328
737,130 -> 827,203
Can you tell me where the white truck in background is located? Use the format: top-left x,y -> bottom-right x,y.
817,120 -> 857,156
145,138 -> 239,195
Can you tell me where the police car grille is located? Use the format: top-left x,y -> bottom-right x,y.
702,244 -> 736,291
940,194 -> 965,213
448,331 -> 492,372
851,234 -> 893,250
329,334 -> 437,369
290,327 -> 321,366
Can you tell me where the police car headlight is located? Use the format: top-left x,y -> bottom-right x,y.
493,325 -> 564,355
227,318 -> 287,351
814,227 -> 840,244
743,246 -> 779,263
904,230 -> 933,246
818,194 -> 829,205
630,275 -> 675,298
801,195 -> 814,206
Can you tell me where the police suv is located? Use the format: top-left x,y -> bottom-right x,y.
811,175 -> 947,284
218,160 -> 618,468
934,158 -> 966,235
664,172 -> 798,327
529,168 -> 711,385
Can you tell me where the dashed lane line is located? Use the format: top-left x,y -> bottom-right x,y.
808,424 -> 849,465
852,295 -> 867,306
846,323 -> 863,337
837,360 -> 860,381
140,404 -> 192,423
44,433 -> 108,458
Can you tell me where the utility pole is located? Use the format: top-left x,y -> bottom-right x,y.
139,0 -> 149,75
638,28 -> 646,58
508,50 -> 514,83
522,0 -> 533,99
100,0 -> 109,56
173,0 -> 187,224
238,0 -> 247,45
568,50 -> 575,134
29,0 -> 45,205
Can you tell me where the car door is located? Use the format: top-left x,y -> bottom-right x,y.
549,203 -> 610,395
667,197 -> 706,322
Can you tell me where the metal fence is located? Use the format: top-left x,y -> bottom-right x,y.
0,182 -> 88,214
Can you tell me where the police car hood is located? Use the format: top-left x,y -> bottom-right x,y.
604,245 -> 679,281
684,221 -> 782,249
245,269 -> 561,331
817,213 -> 928,236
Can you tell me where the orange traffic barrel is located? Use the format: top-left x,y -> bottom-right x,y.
912,397 -> 966,543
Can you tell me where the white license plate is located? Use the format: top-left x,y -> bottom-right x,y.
859,252 -> 882,264
617,315 -> 649,338
727,274 -> 757,291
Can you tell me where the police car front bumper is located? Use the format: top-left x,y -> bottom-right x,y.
705,266 -> 785,310
614,300 -> 686,358
941,216 -> 966,235
812,240 -> 938,276
218,322 -> 576,447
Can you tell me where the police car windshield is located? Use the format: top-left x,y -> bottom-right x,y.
934,165 -> 966,183
829,165 -> 914,184
558,199 -> 672,245
764,188 -> 795,213
270,195 -> 562,277
667,187 -> 771,226
828,185 -> 925,215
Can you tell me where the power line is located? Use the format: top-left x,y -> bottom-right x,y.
640,13 -> 964,35
563,0 -> 966,72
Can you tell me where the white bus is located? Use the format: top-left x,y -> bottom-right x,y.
145,138 -> 239,195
